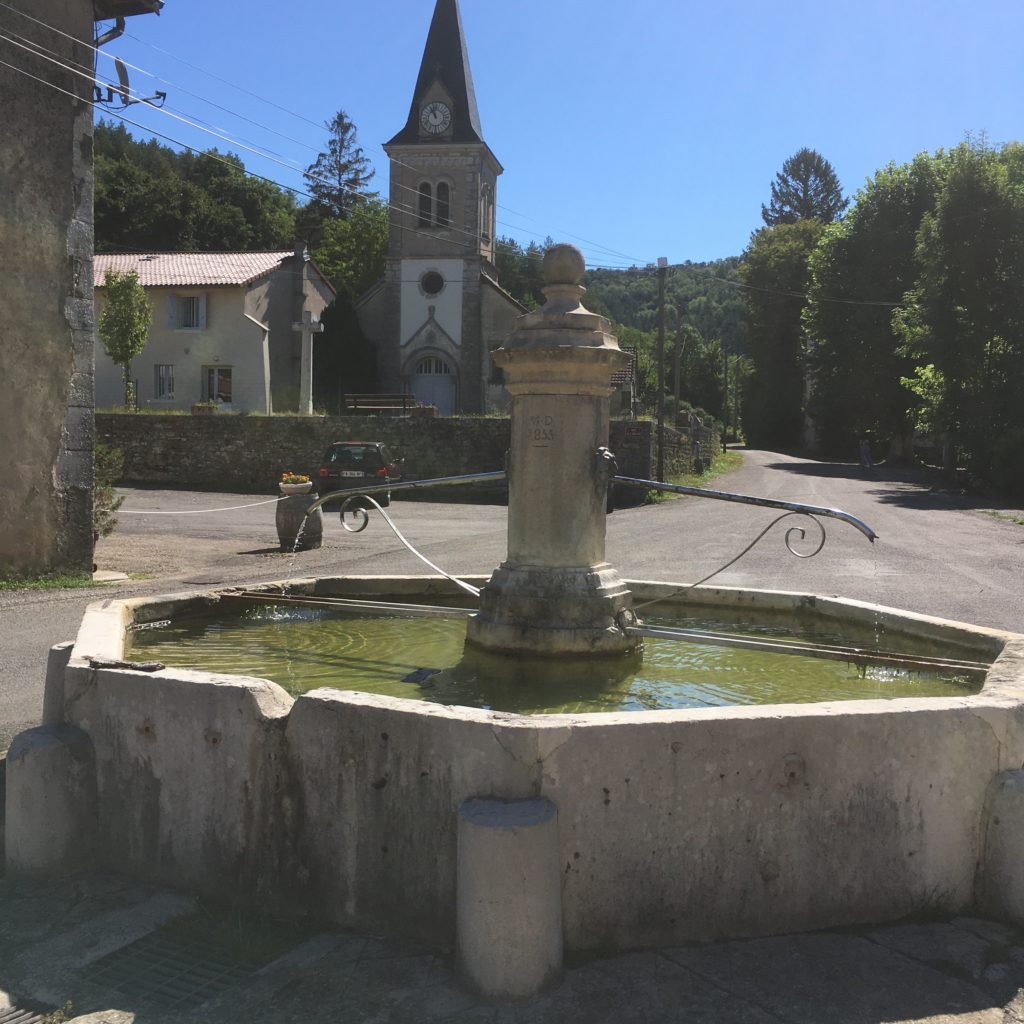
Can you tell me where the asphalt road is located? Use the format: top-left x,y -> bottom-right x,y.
1,449 -> 1022,751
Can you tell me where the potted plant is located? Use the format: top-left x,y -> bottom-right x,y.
191,400 -> 217,415
279,471 -> 313,496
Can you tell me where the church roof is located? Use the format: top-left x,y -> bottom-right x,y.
387,0 -> 484,146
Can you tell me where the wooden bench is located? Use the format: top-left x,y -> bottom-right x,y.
343,393 -> 416,415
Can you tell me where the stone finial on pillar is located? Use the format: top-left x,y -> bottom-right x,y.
466,244 -> 637,656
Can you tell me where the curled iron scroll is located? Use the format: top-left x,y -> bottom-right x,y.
633,511 -> 829,613
780,512 -> 827,559
339,495 -> 372,533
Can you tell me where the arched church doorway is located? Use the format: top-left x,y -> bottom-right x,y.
412,355 -> 456,415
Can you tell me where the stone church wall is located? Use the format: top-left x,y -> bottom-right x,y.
0,0 -> 95,576
96,414 -> 711,498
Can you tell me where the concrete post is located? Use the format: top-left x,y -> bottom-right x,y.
980,770 -> 1024,922
456,797 -> 562,998
5,724 -> 97,878
466,244 -> 637,656
42,640 -> 75,726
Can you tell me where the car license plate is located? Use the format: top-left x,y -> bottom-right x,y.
341,471 -> 362,477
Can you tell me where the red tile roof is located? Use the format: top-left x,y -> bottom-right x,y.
611,345 -> 636,386
94,251 -> 295,288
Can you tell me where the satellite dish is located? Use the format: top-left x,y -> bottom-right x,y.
95,58 -> 167,109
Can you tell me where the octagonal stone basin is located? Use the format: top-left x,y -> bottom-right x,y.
48,575 -> 1024,954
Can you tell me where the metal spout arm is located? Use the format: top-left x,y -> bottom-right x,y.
612,476 -> 878,543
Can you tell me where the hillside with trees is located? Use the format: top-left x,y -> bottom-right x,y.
495,237 -> 749,429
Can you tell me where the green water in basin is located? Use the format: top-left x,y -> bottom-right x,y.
126,602 -> 986,715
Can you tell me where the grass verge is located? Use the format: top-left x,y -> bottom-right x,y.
644,450 -> 745,503
0,572 -> 97,592
979,509 -> 1024,527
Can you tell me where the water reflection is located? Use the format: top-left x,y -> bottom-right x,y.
128,604 -> 983,714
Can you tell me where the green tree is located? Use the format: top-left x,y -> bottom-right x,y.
894,141 -> 1024,485
741,219 -> 825,448
762,148 -> 848,226
305,200 -> 389,413
803,153 -> 946,457
94,121 -> 296,252
98,271 -> 152,407
303,110 -> 375,225
311,199 -> 389,300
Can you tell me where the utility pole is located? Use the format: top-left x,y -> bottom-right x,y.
656,257 -> 668,482
722,341 -> 729,453
673,303 -> 686,414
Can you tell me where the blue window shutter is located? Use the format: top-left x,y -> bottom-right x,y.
166,294 -> 179,329
198,294 -> 208,329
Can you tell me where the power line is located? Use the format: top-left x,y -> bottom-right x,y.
2,3 -> 659,270
2,8 -> 916,303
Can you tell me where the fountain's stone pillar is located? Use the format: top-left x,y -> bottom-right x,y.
467,245 -> 637,655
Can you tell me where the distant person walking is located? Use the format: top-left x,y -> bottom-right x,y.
859,438 -> 875,474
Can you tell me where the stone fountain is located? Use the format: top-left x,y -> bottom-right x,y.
7,246 -> 1024,1003
467,243 -> 636,657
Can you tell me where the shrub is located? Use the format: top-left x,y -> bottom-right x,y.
94,443 -> 125,538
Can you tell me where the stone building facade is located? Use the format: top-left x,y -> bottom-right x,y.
355,0 -> 524,415
0,0 -> 159,575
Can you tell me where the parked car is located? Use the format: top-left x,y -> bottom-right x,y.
315,441 -> 403,507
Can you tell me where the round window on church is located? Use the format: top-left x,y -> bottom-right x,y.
420,271 -> 445,296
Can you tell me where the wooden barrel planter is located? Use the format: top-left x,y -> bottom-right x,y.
275,484 -> 323,551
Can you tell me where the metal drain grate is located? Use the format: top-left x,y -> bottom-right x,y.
0,1004 -> 55,1024
79,929 -> 255,1012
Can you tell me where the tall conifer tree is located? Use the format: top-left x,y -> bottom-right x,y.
762,148 -> 848,226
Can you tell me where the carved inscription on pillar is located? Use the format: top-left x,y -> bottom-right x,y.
529,415 -> 556,447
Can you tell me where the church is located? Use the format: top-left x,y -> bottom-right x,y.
355,0 -> 525,415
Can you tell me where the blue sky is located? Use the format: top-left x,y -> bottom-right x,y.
82,0 -> 1024,266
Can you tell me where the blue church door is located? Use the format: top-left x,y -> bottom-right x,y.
413,356 -> 456,415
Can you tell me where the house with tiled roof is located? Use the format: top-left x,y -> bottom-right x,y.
94,248 -> 334,414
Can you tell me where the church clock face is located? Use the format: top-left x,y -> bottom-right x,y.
420,101 -> 452,135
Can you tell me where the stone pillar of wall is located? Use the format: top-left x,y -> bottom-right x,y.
0,0 -> 95,575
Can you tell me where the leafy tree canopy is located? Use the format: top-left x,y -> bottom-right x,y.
741,219 -> 826,448
95,121 -> 298,252
893,140 -> 1024,487
762,148 -> 848,226
803,152 -> 947,455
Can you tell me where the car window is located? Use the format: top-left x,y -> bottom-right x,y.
326,445 -> 383,468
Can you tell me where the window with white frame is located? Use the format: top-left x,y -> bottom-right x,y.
154,364 -> 174,400
203,366 -> 232,403
167,293 -> 208,330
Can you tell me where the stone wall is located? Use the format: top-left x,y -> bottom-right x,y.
96,413 -> 712,497
0,0 -> 96,576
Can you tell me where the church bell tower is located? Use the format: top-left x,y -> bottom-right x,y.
362,0 -> 516,415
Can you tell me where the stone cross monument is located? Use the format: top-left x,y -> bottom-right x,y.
466,244 -> 638,656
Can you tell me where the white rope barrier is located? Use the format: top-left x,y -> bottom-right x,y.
118,497 -> 284,515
